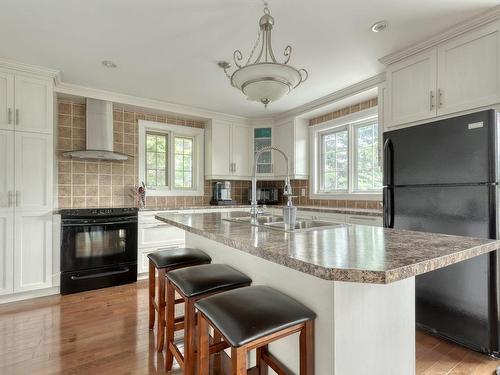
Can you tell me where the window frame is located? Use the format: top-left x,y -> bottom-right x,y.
173,135 -> 195,190
319,125 -> 349,194
138,120 -> 204,196
353,119 -> 381,193
309,107 -> 382,200
145,131 -> 169,188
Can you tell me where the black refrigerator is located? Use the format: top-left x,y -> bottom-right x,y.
383,109 -> 500,357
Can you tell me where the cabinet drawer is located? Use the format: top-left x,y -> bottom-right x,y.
138,222 -> 184,248
138,245 -> 184,274
347,215 -> 383,226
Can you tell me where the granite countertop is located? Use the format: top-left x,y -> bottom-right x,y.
155,211 -> 500,284
142,204 -> 382,217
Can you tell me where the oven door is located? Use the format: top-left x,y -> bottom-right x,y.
61,217 -> 137,272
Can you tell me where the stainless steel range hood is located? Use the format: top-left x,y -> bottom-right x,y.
63,98 -> 129,161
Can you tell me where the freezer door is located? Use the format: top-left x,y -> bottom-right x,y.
393,184 -> 498,353
383,110 -> 497,186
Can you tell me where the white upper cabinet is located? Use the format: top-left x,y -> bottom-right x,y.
0,72 -> 14,131
14,75 -> 53,134
273,118 -> 308,179
15,132 -> 53,211
386,49 -> 437,127
384,20 -> 500,129
437,22 -> 500,116
205,119 -> 251,179
231,124 -> 251,178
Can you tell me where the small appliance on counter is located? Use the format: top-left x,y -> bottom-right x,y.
211,181 -> 237,205
60,207 -> 138,294
248,187 -> 279,205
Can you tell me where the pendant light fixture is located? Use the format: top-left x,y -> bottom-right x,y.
219,6 -> 308,107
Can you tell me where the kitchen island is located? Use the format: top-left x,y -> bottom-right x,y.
156,211 -> 500,375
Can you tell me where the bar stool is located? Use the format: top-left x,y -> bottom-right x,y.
196,286 -> 316,375
147,248 -> 211,351
165,263 -> 252,375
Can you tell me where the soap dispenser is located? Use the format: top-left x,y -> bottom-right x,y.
282,195 -> 297,230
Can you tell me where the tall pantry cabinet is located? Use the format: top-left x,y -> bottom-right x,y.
0,66 -> 55,297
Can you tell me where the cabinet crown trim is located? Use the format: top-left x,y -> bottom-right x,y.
0,57 -> 60,81
379,5 -> 500,66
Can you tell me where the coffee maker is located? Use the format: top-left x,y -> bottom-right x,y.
211,181 -> 236,205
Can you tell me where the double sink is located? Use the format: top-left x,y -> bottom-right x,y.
223,214 -> 346,233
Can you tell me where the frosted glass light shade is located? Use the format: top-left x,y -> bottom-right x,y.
231,63 -> 302,104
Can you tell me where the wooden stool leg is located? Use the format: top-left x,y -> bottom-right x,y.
231,347 -> 247,375
256,345 -> 268,375
213,330 -> 223,375
197,313 -> 210,375
184,299 -> 197,375
165,279 -> 175,370
148,261 -> 155,330
299,321 -> 314,375
156,268 -> 166,352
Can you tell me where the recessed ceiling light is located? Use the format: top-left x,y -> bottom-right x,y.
101,60 -> 117,68
371,21 -> 388,33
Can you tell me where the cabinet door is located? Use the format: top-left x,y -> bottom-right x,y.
0,210 -> 14,295
15,132 -> 53,211
0,130 -> 14,209
211,120 -> 232,176
0,72 -> 14,131
14,75 -> 52,134
231,124 -> 251,177
386,49 -> 437,127
273,121 -> 294,177
437,22 -> 500,116
14,210 -> 52,292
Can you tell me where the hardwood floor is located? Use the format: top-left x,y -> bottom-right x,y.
0,280 -> 499,374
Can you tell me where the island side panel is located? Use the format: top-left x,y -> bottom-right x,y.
186,232 -> 335,374
333,277 -> 416,375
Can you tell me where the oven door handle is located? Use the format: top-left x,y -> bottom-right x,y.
62,219 -> 138,226
70,267 -> 130,280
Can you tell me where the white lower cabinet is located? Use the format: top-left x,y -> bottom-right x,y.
138,211 -> 186,274
0,210 -> 14,296
14,211 -> 52,292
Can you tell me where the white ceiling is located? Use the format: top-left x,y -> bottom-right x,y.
0,0 -> 497,118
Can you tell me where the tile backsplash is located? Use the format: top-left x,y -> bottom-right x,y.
57,99 -> 381,210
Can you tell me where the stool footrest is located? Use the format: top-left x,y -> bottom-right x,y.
261,350 -> 289,375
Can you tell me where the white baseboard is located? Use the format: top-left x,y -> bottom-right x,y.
0,287 -> 60,305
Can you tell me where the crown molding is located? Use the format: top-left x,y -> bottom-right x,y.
55,81 -> 248,123
379,5 -> 500,66
272,73 -> 385,123
0,57 -> 60,82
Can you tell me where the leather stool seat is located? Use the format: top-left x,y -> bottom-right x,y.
195,285 -> 316,347
147,247 -> 211,269
167,264 -> 252,298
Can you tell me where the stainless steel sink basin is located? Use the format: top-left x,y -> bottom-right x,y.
223,215 -> 347,232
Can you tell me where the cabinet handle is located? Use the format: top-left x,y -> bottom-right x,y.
7,191 -> 14,207
7,108 -> 12,124
429,91 -> 435,110
438,89 -> 443,108
233,162 -> 236,173
15,109 -> 19,125
15,191 -> 20,207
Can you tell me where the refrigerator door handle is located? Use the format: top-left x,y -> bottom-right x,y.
383,138 -> 394,186
383,187 -> 394,228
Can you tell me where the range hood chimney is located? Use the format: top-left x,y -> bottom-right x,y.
63,98 -> 129,161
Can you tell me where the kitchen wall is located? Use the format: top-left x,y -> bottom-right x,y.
57,98 -> 381,210
309,97 -> 378,126
56,99 -> 206,209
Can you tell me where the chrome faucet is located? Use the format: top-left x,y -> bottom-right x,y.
251,146 -> 292,220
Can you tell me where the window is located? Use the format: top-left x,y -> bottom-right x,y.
310,108 -> 382,199
320,128 -> 348,192
354,122 -> 382,191
174,137 -> 193,189
146,132 -> 168,187
138,120 -> 204,196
